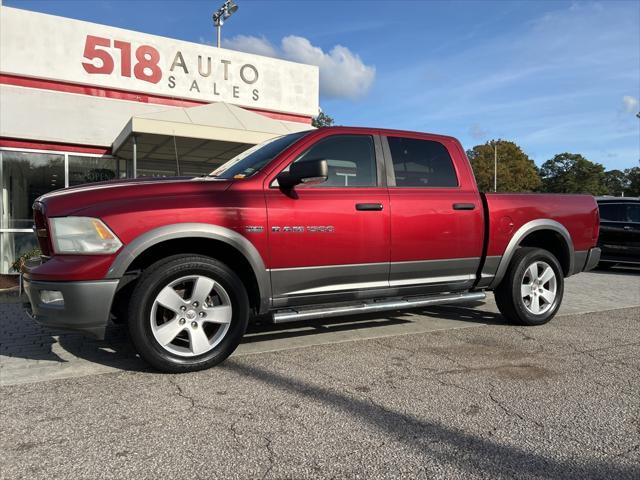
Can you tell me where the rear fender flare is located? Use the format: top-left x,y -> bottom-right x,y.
105,223 -> 271,314
489,219 -> 574,289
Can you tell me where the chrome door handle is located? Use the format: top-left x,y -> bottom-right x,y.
356,203 -> 383,211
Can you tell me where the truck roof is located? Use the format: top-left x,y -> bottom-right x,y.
596,196 -> 640,202
315,126 -> 460,144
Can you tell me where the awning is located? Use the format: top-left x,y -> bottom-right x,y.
112,102 -> 313,176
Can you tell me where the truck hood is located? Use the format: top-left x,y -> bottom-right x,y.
37,176 -> 233,217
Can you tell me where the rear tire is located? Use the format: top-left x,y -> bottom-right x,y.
128,254 -> 249,373
494,247 -> 564,326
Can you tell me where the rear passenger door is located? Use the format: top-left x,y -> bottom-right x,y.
383,134 -> 484,292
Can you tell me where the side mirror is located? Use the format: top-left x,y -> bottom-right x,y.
277,159 -> 328,189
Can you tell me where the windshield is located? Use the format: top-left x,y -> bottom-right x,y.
210,131 -> 310,179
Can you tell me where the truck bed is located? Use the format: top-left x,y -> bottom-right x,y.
479,192 -> 600,287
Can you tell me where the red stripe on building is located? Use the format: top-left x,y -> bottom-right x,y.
0,73 -> 313,124
0,138 -> 110,155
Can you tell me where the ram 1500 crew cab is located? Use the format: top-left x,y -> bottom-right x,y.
23,127 -> 601,372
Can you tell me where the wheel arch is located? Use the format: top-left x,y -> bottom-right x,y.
106,223 -> 271,314
489,219 -> 574,289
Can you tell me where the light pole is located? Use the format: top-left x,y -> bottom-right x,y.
492,140 -> 498,192
213,0 -> 239,48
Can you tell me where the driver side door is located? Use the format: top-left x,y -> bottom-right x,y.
264,133 -> 391,307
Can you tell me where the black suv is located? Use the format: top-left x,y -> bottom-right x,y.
596,197 -> 640,268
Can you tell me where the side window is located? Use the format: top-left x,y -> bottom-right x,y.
627,204 -> 640,223
292,135 -> 377,187
387,136 -> 458,187
599,204 -> 626,222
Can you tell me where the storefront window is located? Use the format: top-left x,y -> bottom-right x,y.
1,150 -> 65,229
0,150 -> 65,273
1,150 -> 122,273
68,155 -> 118,186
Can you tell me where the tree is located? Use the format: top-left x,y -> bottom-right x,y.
603,169 -> 629,196
625,166 -> 640,196
312,111 -> 334,128
539,153 -> 607,195
466,140 -> 541,192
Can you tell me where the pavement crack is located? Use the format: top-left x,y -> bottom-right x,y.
513,327 -> 536,341
580,341 -> 640,354
167,376 -> 224,414
430,375 -> 477,396
168,376 -> 196,409
486,383 -> 615,456
486,386 -> 535,427
372,338 -> 421,357
375,339 -> 482,396
261,435 -> 275,480
229,419 -> 244,452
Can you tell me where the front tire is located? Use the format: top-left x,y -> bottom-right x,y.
494,247 -> 564,326
128,255 -> 249,373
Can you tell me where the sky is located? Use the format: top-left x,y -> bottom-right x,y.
5,0 -> 640,170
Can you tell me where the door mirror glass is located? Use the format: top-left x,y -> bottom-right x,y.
277,159 -> 328,188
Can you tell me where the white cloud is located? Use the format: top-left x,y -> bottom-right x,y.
223,34 -> 375,100
281,36 -> 375,99
224,35 -> 278,58
622,95 -> 639,114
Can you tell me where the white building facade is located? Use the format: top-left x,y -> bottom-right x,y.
0,6 -> 319,273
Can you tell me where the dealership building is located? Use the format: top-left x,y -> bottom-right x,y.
0,6 -> 319,273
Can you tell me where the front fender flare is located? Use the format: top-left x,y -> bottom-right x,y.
105,223 -> 271,314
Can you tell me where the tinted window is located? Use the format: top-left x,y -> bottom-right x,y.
293,135 -> 377,187
599,204 -> 627,222
388,137 -> 458,187
627,205 -> 640,223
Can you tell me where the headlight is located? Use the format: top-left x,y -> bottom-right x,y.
49,217 -> 122,254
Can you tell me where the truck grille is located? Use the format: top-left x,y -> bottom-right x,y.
33,202 -> 52,256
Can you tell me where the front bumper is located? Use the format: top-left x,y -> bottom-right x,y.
583,247 -> 601,272
23,277 -> 118,339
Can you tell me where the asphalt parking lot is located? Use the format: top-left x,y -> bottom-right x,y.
1,269 -> 639,479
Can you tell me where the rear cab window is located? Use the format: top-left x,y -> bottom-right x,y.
386,136 -> 458,187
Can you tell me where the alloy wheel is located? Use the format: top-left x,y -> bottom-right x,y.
150,275 -> 232,357
520,261 -> 557,315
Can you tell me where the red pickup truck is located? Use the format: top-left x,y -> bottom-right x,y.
23,127 -> 601,372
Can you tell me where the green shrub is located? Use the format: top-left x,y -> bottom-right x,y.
11,248 -> 42,272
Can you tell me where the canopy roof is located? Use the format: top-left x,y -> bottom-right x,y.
112,102 -> 313,175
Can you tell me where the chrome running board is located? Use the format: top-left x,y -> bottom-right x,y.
271,291 -> 486,324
